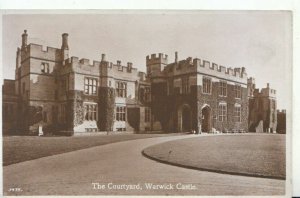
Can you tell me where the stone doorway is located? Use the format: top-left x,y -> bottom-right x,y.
177,104 -> 192,132
201,105 -> 212,132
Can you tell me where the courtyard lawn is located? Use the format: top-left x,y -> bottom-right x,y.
143,134 -> 286,179
3,133 -> 183,166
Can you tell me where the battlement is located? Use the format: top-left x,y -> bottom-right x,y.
162,57 -> 247,83
146,53 -> 168,66
69,56 -> 100,67
191,58 -> 246,77
29,43 -> 61,54
253,83 -> 276,98
25,43 -> 62,62
100,59 -> 139,75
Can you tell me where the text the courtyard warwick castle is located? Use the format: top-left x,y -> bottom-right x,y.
2,30 -> 286,135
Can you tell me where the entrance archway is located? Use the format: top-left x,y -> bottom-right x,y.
177,104 -> 192,132
201,105 -> 212,132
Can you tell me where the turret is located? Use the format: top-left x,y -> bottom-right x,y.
61,33 -> 69,61
146,53 -> 168,77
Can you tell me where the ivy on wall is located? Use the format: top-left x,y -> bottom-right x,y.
73,91 -> 84,127
28,106 -> 43,125
98,87 -> 115,131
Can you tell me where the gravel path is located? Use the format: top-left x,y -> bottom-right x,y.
3,134 -> 285,196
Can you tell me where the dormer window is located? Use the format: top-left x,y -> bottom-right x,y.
41,62 -> 49,73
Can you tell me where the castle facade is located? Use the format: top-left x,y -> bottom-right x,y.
2,30 -> 279,135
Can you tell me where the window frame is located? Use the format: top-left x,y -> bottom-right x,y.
218,103 -> 227,122
84,77 -> 98,95
84,103 -> 98,121
202,77 -> 212,94
116,106 -> 126,121
219,81 -> 227,97
234,104 -> 242,122
116,81 -> 127,98
144,87 -> 151,102
234,84 -> 242,99
182,76 -> 189,94
41,62 -> 50,74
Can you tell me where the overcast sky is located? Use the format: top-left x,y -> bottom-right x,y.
2,11 -> 292,110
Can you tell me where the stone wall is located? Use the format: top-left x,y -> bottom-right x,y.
196,83 -> 248,132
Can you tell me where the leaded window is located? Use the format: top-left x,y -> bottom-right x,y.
218,103 -> 227,122
84,77 -> 97,95
84,103 -> 97,121
219,81 -> 227,96
116,81 -> 127,98
116,106 -> 126,121
203,77 -> 212,94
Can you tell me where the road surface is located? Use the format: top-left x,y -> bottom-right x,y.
3,135 -> 285,196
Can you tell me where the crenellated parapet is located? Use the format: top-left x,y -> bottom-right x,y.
192,58 -> 247,79
146,53 -> 168,66
253,83 -> 277,98
163,56 -> 247,83
25,43 -> 62,62
101,59 -> 138,74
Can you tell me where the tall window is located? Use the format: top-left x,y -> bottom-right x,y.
234,104 -> 241,122
41,62 -> 49,73
219,81 -> 227,96
218,103 -> 227,122
116,81 -> 127,98
182,77 -> 189,94
145,107 -> 151,122
84,103 -> 97,121
144,87 -> 151,102
84,77 -> 97,95
203,77 -> 212,94
116,106 -> 126,121
234,84 -> 242,99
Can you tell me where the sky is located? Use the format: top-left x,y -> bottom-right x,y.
2,11 -> 292,110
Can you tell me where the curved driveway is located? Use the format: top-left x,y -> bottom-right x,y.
3,135 -> 285,196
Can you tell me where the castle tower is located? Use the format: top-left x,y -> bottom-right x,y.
61,33 -> 69,61
146,53 -> 168,77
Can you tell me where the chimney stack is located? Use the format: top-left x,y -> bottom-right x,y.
175,51 -> 178,63
101,54 -> 106,62
21,30 -> 28,48
61,33 -> 69,50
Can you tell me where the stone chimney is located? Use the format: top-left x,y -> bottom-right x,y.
101,54 -> 106,62
61,33 -> 69,50
21,30 -> 28,48
61,33 -> 69,61
175,51 -> 178,63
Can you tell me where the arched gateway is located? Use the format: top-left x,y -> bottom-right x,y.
201,105 -> 212,132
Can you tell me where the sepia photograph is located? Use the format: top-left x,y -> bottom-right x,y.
1,10 -> 292,196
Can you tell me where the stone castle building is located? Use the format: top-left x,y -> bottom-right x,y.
2,30 -> 279,135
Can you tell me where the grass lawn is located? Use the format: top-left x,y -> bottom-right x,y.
3,133 -> 183,166
143,134 -> 286,179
